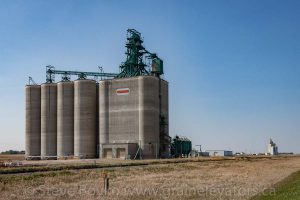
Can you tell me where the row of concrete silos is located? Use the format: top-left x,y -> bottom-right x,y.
26,76 -> 169,159
25,79 -> 97,159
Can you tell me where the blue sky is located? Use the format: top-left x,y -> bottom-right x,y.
0,0 -> 299,153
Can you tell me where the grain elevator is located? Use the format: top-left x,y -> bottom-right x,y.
25,29 -> 170,160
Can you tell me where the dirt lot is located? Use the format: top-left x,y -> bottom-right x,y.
0,156 -> 300,200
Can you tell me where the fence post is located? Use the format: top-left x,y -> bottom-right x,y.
102,173 -> 109,195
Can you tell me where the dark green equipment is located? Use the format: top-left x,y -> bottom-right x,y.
117,29 -> 164,78
171,136 -> 192,158
44,29 -> 163,83
45,65 -> 117,83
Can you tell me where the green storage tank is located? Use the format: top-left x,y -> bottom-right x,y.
171,136 -> 192,157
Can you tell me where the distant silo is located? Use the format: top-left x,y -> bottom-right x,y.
41,83 -> 57,159
57,81 -> 74,159
25,85 -> 41,160
74,79 -> 97,158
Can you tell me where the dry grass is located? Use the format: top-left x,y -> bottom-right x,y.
0,156 -> 300,200
0,154 -> 24,162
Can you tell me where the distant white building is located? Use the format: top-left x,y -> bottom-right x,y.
205,150 -> 233,157
267,138 -> 278,155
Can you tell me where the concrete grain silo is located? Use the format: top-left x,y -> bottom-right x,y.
97,29 -> 169,160
25,29 -> 169,160
99,76 -> 163,159
41,83 -> 57,159
74,79 -> 97,158
57,81 -> 74,159
25,85 -> 41,160
138,76 -> 160,158
96,82 -> 99,155
99,81 -> 109,146
159,79 -> 170,155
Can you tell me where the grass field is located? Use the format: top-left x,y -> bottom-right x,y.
0,156 -> 299,200
251,169 -> 300,200
0,154 -> 24,162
